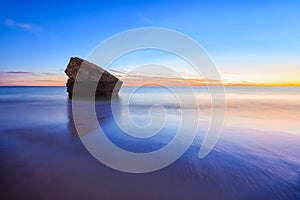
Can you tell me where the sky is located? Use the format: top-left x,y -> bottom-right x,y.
0,0 -> 299,86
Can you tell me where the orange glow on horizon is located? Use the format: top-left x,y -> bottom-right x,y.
0,81 -> 66,86
0,73 -> 299,87
1,80 -> 300,87
120,77 -> 300,87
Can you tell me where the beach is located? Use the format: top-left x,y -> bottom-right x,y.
1,86 -> 300,200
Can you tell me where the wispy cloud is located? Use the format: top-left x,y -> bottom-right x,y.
0,70 -> 65,86
41,72 -> 57,76
32,79 -> 64,82
109,69 -> 272,86
109,69 -> 223,86
1,71 -> 59,76
137,14 -> 154,25
4,18 -> 41,33
5,71 -> 34,75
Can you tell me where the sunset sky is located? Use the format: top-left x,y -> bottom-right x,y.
0,0 -> 299,86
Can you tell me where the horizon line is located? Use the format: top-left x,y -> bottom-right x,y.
0,84 -> 299,87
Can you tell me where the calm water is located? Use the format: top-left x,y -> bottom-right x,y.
0,86 -> 300,200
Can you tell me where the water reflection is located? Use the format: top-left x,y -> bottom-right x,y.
67,96 -> 120,136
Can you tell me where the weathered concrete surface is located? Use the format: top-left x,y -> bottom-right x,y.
65,57 -> 122,98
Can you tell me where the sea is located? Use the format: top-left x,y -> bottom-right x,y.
0,86 -> 300,200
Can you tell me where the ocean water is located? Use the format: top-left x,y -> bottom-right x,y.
0,86 -> 300,200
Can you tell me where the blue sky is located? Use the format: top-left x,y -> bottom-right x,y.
0,0 -> 299,85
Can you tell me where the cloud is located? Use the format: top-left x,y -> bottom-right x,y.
4,18 -> 41,33
41,72 -> 57,76
110,69 -> 224,86
138,14 -> 154,25
5,71 -> 34,75
32,79 -> 63,82
110,69 -> 189,79
1,71 -> 60,76
0,71 -> 65,86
